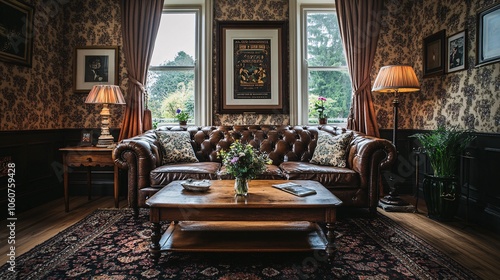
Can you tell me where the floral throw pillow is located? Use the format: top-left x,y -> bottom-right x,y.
155,131 -> 199,164
310,131 -> 353,167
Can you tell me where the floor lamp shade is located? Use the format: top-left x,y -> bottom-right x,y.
372,65 -> 420,93
85,85 -> 126,147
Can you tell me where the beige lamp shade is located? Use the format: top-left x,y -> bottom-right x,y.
372,65 -> 420,93
85,85 -> 126,104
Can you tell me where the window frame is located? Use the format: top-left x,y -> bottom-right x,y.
299,4 -> 350,126
147,7 -> 202,126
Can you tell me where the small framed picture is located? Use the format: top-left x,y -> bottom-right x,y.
73,46 -> 119,93
79,130 -> 93,146
446,30 -> 467,73
477,4 -> 500,67
423,30 -> 446,78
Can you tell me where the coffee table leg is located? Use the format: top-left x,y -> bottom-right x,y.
325,222 -> 336,258
150,221 -> 161,263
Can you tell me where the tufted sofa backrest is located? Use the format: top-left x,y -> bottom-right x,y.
155,125 -> 349,166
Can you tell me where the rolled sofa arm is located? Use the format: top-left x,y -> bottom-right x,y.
348,133 -> 397,211
113,130 -> 161,212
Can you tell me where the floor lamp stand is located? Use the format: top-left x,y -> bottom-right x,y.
379,91 -> 414,212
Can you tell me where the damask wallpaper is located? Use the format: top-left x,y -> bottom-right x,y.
0,0 -> 125,131
373,0 -> 500,133
1,0 -> 499,133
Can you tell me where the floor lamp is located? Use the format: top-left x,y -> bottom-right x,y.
85,85 -> 126,148
372,65 -> 420,208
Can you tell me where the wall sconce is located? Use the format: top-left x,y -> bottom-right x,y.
85,85 -> 126,148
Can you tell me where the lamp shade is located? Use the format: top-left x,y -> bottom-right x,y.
85,85 -> 126,104
372,65 -> 420,93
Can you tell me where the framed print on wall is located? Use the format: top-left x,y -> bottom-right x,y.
446,30 -> 467,73
0,0 -> 34,67
217,21 -> 288,114
73,46 -> 119,93
423,30 -> 445,78
477,4 -> 500,67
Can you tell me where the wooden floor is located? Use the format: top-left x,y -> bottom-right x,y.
1,195 -> 499,279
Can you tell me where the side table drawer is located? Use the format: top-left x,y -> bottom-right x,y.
65,152 -> 114,167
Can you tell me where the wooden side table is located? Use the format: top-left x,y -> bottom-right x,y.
59,146 -> 119,212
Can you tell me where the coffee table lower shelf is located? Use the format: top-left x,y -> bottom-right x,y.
157,221 -> 328,253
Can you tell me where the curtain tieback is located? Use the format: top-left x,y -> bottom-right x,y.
353,77 -> 371,96
128,75 -> 145,93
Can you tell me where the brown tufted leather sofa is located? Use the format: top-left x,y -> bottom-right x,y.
113,125 -> 397,216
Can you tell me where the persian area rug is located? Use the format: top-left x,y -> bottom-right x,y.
0,209 -> 478,280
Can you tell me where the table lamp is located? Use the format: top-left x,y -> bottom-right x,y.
85,85 -> 126,147
372,65 -> 420,207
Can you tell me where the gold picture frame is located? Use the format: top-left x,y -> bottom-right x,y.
0,0 -> 34,67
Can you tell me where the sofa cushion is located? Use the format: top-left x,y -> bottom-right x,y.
150,162 -> 220,187
218,164 -> 284,180
155,131 -> 199,164
279,161 -> 360,188
310,131 -> 353,167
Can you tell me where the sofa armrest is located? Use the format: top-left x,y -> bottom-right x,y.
113,130 -> 161,211
348,133 -> 397,209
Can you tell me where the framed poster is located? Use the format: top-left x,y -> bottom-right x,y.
446,30 -> 467,73
73,46 -> 119,93
217,21 -> 288,114
0,0 -> 34,67
477,4 -> 500,67
423,30 -> 445,78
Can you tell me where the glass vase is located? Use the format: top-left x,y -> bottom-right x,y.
234,177 -> 249,196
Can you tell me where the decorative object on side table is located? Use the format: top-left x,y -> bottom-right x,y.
174,108 -> 190,125
85,85 -> 126,148
410,126 -> 475,221
315,96 -> 328,124
217,140 -> 272,196
372,65 -> 420,212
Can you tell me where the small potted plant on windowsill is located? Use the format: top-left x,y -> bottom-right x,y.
175,108 -> 190,125
410,126 -> 475,221
315,96 -> 328,124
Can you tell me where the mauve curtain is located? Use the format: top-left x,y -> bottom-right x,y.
118,0 -> 164,141
335,0 -> 383,137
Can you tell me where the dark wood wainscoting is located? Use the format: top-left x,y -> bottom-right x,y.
379,129 -> 500,233
0,128 -> 120,219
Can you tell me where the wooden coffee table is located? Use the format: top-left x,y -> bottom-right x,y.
146,180 -> 343,262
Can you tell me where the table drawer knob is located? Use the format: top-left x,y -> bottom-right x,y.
87,157 -> 93,162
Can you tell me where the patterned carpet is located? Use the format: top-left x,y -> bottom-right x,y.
1,209 -> 478,279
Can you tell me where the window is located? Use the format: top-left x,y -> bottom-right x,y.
147,9 -> 200,126
301,7 -> 351,125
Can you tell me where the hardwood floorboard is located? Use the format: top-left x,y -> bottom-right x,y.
2,195 -> 499,279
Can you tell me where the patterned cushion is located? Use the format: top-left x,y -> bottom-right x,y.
155,131 -> 199,164
310,131 -> 353,167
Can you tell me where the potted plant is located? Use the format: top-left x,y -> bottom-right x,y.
174,108 -> 190,125
410,126 -> 475,221
315,96 -> 328,124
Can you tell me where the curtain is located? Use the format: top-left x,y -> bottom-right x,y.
118,0 -> 164,141
335,0 -> 383,137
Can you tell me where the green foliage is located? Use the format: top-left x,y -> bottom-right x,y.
410,127 -> 475,177
218,141 -> 272,179
147,51 -> 195,121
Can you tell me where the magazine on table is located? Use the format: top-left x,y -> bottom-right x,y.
272,182 -> 317,197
